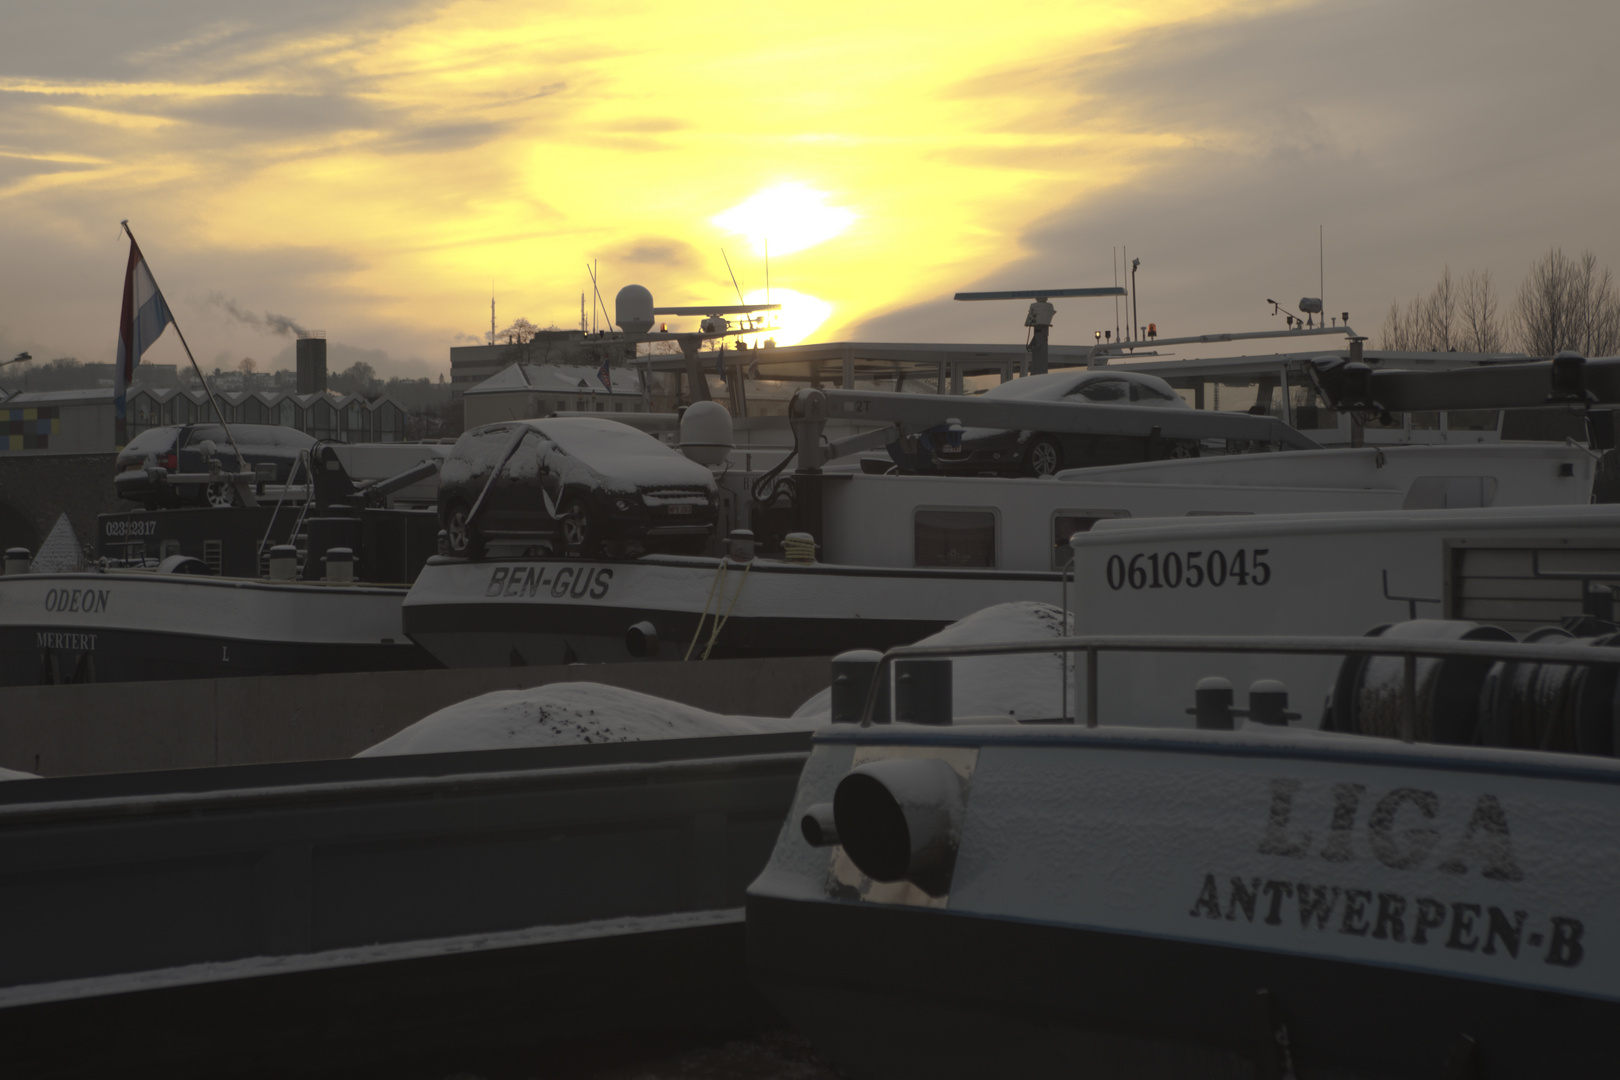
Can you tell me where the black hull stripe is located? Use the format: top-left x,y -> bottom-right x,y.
746,894 -> 1617,1080
404,602 -> 948,661
0,626 -> 438,687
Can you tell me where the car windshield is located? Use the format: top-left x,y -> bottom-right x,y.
533,419 -> 677,467
121,427 -> 182,457
1071,380 -> 1130,402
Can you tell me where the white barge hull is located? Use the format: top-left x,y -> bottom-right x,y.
748,724 -> 1620,1078
402,555 -> 1061,666
0,573 -> 434,685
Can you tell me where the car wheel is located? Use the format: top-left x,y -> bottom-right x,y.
205,481 -> 240,508
559,498 -> 594,556
1026,435 -> 1063,477
444,501 -> 484,558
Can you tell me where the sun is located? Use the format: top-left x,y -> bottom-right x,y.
711,183 -> 856,257
738,287 -> 831,347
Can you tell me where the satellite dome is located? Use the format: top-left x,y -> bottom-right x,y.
679,400 -> 733,466
615,285 -> 655,334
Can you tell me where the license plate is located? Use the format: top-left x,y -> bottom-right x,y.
666,504 -> 693,515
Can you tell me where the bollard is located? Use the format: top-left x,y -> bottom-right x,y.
894,658 -> 952,726
831,649 -> 888,724
3,548 -> 29,575
325,547 -> 355,583
1188,676 -> 1235,730
268,545 -> 298,582
1248,679 -> 1300,726
727,529 -> 755,562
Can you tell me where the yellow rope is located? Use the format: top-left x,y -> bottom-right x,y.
684,560 -> 729,661
700,558 -> 752,661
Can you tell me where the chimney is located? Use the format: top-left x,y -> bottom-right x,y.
296,333 -> 327,395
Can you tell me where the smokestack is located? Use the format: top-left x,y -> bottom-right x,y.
296,333 -> 328,395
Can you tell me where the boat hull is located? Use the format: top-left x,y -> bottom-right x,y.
402,555 -> 1061,666
0,573 -> 436,686
747,725 -> 1620,1078
748,892 -> 1616,1080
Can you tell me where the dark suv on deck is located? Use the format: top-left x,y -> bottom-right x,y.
438,417 -> 719,557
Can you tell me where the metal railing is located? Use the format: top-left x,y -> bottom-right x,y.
858,633 -> 1620,741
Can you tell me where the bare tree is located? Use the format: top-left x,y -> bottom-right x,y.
1514,248 -> 1620,358
1459,269 -> 1504,352
1381,264 -> 1507,353
237,356 -> 257,375
1419,266 -> 1457,351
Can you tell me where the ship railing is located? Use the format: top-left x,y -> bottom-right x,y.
857,633 -> 1620,742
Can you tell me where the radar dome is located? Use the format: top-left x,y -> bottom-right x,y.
679,401 -> 734,466
615,285 -> 655,334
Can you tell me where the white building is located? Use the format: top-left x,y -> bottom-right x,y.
461,363 -> 646,428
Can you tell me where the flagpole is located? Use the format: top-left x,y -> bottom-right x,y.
118,221 -> 250,492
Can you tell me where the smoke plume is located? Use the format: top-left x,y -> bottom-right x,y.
209,292 -> 309,337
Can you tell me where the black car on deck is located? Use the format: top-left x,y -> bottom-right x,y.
114,424 -> 317,508
438,417 -> 719,558
931,370 -> 1199,477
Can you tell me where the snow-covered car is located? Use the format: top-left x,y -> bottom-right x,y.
438,417 -> 719,558
931,370 -> 1198,477
114,424 -> 316,508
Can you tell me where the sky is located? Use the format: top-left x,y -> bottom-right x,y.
1,0 -> 1616,379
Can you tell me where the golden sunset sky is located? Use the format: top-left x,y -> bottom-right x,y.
2,0 -> 1617,375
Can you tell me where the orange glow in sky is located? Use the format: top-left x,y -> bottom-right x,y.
0,0 -> 1312,369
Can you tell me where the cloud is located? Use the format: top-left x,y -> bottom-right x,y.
610,237 -> 702,269
852,0 -> 1620,351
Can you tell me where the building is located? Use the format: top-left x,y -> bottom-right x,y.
0,384 -> 409,456
449,331 -> 602,399
461,363 -> 646,427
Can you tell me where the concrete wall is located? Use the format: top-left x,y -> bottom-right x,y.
0,453 -> 122,557
0,655 -> 833,777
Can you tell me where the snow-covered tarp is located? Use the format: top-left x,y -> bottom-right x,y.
357,681 -> 825,757
793,601 -> 1072,724
29,513 -> 82,574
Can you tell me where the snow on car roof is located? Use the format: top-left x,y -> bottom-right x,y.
518,416 -> 714,487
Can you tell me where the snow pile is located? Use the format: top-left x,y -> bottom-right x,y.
0,765 -> 37,781
357,681 -> 823,757
792,601 -> 1072,723
30,513 -> 82,573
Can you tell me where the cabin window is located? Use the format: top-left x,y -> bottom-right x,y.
1402,476 -> 1498,509
1408,411 -> 1442,430
1447,410 -> 1500,432
1287,383 -> 1339,430
915,509 -> 996,568
1070,379 -> 1130,403
1052,510 -> 1130,570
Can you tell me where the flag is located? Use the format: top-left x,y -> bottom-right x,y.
115,236 -> 173,444
597,358 -> 612,392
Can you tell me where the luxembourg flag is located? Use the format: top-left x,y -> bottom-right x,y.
114,233 -> 173,443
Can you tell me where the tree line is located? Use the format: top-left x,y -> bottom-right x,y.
1380,248 -> 1620,357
